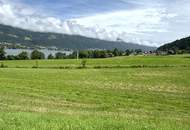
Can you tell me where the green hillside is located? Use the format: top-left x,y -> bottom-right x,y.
157,36 -> 190,53
0,24 -> 155,51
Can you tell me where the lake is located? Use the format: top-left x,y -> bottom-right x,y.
5,49 -> 73,58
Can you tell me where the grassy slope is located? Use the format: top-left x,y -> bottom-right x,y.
0,55 -> 190,130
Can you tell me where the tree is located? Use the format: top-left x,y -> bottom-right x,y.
55,52 -> 66,59
125,49 -> 131,56
48,54 -> 54,59
93,50 -> 101,58
6,55 -> 18,60
31,50 -> 45,60
167,50 -> 176,55
0,47 -> 6,60
18,51 -> 29,60
98,50 -> 109,58
135,49 -> 142,54
113,48 -> 120,56
79,51 -> 89,58
67,51 -> 77,59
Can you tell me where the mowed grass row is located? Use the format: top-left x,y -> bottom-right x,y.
1,55 -> 190,68
0,63 -> 190,130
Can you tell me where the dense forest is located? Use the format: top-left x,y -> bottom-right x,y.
0,24 -> 155,51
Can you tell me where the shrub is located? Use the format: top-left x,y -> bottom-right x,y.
0,62 -> 7,68
81,59 -> 87,68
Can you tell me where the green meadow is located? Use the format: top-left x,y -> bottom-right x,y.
2,55 -> 190,68
0,55 -> 190,130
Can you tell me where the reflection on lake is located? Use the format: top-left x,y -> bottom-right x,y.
5,49 -> 73,58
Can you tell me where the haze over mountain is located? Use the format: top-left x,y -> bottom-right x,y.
0,0 -> 189,47
0,24 -> 155,51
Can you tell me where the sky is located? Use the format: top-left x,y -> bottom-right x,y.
0,0 -> 190,47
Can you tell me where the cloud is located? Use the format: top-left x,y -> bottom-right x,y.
0,1 -> 92,35
73,8 -> 178,46
0,0 -> 127,45
0,0 -> 189,47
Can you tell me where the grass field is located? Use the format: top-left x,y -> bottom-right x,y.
2,55 -> 190,68
0,55 -> 190,130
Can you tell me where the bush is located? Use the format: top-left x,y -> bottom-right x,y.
0,62 -> 7,68
81,59 -> 87,68
32,60 -> 39,68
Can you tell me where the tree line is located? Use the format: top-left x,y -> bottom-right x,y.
77,48 -> 143,58
0,48 -> 46,60
0,47 -> 144,60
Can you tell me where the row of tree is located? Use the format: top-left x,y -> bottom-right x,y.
0,47 -> 71,60
78,48 -> 143,58
0,49 -> 46,60
0,47 -> 145,60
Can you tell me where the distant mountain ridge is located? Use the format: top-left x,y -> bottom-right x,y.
157,36 -> 190,52
0,24 -> 156,51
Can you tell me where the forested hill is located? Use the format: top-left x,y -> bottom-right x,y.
0,24 -> 155,51
157,36 -> 190,52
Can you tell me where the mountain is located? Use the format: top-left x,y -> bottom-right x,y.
157,36 -> 190,52
0,24 -> 155,51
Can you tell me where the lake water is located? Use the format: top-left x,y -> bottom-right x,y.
5,49 -> 73,58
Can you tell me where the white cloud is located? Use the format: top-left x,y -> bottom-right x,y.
73,8 -> 178,46
0,1 -> 122,45
0,0 -> 189,47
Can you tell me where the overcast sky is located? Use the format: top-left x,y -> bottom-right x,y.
0,0 -> 190,47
